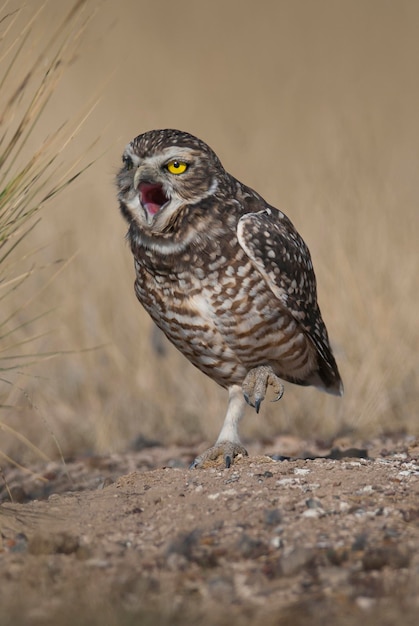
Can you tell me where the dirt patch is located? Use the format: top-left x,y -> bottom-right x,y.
1,437 -> 419,625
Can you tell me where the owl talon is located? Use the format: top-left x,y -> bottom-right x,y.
191,441 -> 248,469
242,365 -> 284,412
272,384 -> 285,403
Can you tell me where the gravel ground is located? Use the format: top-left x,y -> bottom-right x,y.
1,436 -> 419,625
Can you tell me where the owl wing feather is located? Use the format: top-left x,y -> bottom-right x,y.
237,204 -> 343,395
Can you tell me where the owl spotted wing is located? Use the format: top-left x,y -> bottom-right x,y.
237,205 -> 342,395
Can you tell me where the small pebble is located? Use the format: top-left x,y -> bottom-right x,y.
302,508 -> 323,518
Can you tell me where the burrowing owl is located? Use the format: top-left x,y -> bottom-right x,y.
117,129 -> 343,467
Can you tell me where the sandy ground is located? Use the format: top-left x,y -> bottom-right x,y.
1,436 -> 419,625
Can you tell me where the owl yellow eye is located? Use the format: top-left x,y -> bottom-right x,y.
166,160 -> 188,175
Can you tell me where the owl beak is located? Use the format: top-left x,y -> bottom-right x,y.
137,181 -> 169,223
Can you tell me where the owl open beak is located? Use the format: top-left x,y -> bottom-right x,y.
138,182 -> 169,217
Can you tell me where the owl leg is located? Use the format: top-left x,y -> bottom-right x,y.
242,365 -> 284,413
191,385 -> 248,469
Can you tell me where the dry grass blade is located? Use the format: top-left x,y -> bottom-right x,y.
0,0 -> 99,463
0,0 -> 96,366
0,419 -> 49,463
0,4 -> 92,240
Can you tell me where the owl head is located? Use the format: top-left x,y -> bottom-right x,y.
117,129 -> 226,233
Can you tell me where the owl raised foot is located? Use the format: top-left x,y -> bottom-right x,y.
190,441 -> 248,469
242,365 -> 284,413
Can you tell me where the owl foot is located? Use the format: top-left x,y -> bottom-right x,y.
242,365 -> 284,413
190,441 -> 248,469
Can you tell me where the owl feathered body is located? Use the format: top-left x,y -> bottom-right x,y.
117,129 -> 343,466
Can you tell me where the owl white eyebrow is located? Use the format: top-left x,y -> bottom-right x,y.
124,145 -> 141,167
159,147 -> 194,162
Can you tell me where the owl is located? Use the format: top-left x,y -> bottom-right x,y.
116,129 -> 343,468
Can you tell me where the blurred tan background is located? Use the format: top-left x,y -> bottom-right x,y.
2,0 -> 418,460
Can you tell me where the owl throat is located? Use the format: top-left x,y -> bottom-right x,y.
127,199 -> 234,267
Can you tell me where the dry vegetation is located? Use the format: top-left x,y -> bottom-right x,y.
0,0 -> 99,465
0,0 -> 418,464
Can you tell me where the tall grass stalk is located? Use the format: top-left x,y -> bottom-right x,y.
0,0 -> 97,466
